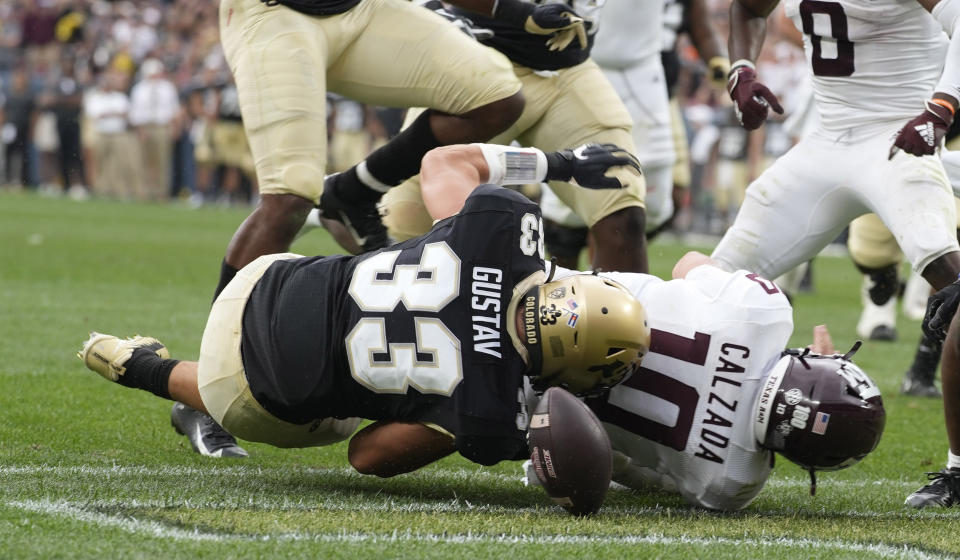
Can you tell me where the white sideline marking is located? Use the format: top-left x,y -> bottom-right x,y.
5,499 -> 948,559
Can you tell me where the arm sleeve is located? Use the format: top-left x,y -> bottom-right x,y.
934,0 -> 960,102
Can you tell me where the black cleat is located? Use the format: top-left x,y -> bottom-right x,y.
901,369 -> 941,398
905,468 -> 960,508
867,325 -> 897,342
171,402 -> 248,458
319,174 -> 391,253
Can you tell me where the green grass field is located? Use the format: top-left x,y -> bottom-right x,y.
1,192 -> 958,559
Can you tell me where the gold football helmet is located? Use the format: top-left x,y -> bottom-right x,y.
519,273 -> 650,395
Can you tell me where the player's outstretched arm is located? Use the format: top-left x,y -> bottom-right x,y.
348,421 -> 456,478
727,0 -> 783,130
421,143 -> 641,221
672,251 -> 722,279
891,0 -> 960,158
688,0 -> 730,90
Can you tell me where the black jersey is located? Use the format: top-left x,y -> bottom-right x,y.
262,0 -> 361,16
241,185 -> 545,463
447,0 -> 598,72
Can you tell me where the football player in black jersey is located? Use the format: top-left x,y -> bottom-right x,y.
372,0 -> 650,274
191,0 -> 598,457
79,142 -> 651,472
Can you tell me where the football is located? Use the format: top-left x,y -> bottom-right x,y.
527,386 -> 613,516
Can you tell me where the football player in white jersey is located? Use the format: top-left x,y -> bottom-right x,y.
715,0 -> 960,507
536,0 -> 729,269
523,252 -> 885,511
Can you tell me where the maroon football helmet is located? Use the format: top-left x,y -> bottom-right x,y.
753,349 -> 885,472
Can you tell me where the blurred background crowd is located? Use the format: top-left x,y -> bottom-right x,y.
0,0 -> 808,235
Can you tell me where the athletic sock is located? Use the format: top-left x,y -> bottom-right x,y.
116,349 -> 179,400
948,450 -> 960,471
213,259 -> 238,302
333,110 -> 442,204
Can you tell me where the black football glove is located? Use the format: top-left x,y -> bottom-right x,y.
545,143 -> 642,190
493,0 -> 587,51
922,276 -> 960,343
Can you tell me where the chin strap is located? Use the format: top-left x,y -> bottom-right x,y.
809,468 -> 817,496
545,257 -> 558,283
841,340 -> 863,361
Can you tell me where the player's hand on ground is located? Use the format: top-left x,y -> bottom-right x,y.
546,143 -> 642,190
524,3 -> 587,51
889,100 -> 954,159
808,324 -> 835,355
727,64 -> 783,130
922,277 -> 960,343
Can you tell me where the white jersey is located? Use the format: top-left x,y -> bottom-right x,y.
591,265 -> 794,510
783,0 -> 947,135
591,0 -> 664,69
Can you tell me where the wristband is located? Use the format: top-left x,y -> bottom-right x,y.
475,143 -> 549,185
729,59 -> 756,74
931,98 -> 956,116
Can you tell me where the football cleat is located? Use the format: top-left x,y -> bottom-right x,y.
905,468 -> 960,508
319,174 -> 392,253
901,341 -> 941,397
78,332 -> 169,382
170,402 -> 249,458
901,370 -> 942,397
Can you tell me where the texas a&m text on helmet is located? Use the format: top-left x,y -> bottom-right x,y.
754,350 -> 886,473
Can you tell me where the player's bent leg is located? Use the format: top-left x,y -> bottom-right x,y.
543,218 -> 589,270
905,251 -> 960,398
848,213 -> 902,342
854,263 -> 900,342
520,59 -> 647,272
320,0 -> 523,253
78,332 -> 250,458
712,141 -> 860,280
920,251 -> 960,292
641,163 -> 679,236
588,206 -> 648,273
848,214 -> 903,338
224,194 -> 314,270
200,253 -> 362,449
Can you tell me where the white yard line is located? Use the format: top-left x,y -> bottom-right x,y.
5,499 -> 947,560
0,463 -> 923,487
